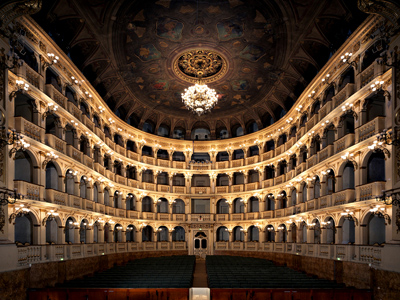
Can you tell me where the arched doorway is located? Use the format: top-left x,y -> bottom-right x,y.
194,231 -> 208,259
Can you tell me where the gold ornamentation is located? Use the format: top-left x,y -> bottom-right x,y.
174,49 -> 227,83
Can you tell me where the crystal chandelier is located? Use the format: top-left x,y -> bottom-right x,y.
181,80 -> 218,116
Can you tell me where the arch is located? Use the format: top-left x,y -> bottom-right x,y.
126,225 -> 136,242
367,151 -> 385,183
233,198 -> 245,213
65,217 -> 76,244
324,216 -> 335,244
172,226 -> 185,241
299,222 -> 307,243
216,199 -> 229,214
340,216 -> 355,244
191,122 -> 211,140
14,94 -> 34,123
290,188 -> 297,206
172,199 -> 185,214
45,161 -> 60,190
246,121 -> 258,134
172,126 -> 186,139
93,183 -> 100,203
142,196 -> 153,212
342,162 -> 355,190
114,224 -> 123,242
290,223 -> 297,243
157,124 -> 170,137
364,212 -> 386,245
80,219 -> 89,243
313,219 -> 321,244
338,67 -> 355,90
231,124 -> 244,138
79,176 -> 88,199
277,191 -> 287,209
233,226 -> 244,241
157,198 -> 169,213
114,190 -> 122,208
65,169 -> 76,195
314,176 -> 321,199
364,92 -> 385,122
45,217 -> 58,244
93,221 -> 100,243
103,188 -> 110,206
277,224 -> 287,242
142,120 -> 155,134
216,226 -> 229,242
249,197 -> 259,212
142,225 -> 153,242
15,213 -> 33,245
265,194 -> 275,210
266,225 -> 275,242
126,193 -> 136,210
14,150 -> 34,183
301,183 -> 307,203
248,225 -> 259,242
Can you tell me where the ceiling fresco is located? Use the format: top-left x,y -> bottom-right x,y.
33,0 -> 366,137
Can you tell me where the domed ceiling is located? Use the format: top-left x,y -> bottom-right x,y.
33,0 -> 366,138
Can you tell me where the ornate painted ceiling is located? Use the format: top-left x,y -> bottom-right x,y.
33,0 -> 366,138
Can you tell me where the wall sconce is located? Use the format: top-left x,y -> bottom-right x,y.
370,80 -> 385,92
43,52 -> 59,69
9,79 -> 29,101
9,205 -> 30,223
8,131 -> 30,158
0,187 -> 23,206
42,103 -> 58,120
42,210 -> 59,225
42,151 -> 59,168
321,74 -> 330,84
370,206 -> 391,225
376,129 -> 400,146
341,210 -> 358,225
341,52 -> 357,68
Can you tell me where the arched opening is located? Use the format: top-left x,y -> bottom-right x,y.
248,170 -> 259,183
365,92 -> 385,123
45,113 -> 61,138
266,194 -> 275,210
66,87 -> 77,106
80,219 -> 88,243
277,224 -> 287,242
248,226 -> 259,242
249,197 -> 259,212
142,146 -> 153,157
216,199 -> 229,214
338,67 -> 355,91
290,189 -> 297,206
157,149 -> 169,160
302,184 -> 307,203
314,177 -> 321,199
157,198 -> 169,213
157,226 -> 169,241
367,214 -> 386,245
172,127 -> 185,139
80,101 -> 90,119
325,217 -> 335,244
367,151 -> 385,183
127,140 -> 136,152
114,134 -> 124,147
341,218 -> 355,244
142,226 -> 153,242
114,191 -> 122,208
278,192 -> 287,209
313,219 -> 321,244
142,121 -> 155,134
246,121 -> 258,133
217,226 -> 229,242
172,226 -> 185,241
172,151 -> 185,162
277,133 -> 287,146
326,169 -> 336,195
45,218 -> 58,244
14,150 -> 33,183
217,127 -> 229,139
172,199 -> 185,214
15,213 -> 33,245
266,225 -> 275,242
233,149 -> 244,160
157,124 -> 170,137
114,224 -> 123,242
216,174 -> 229,186
103,188 -> 110,206
233,198 -> 245,213
79,176 -> 88,199
65,170 -> 75,195
343,162 -> 355,190
45,162 -> 59,190
46,68 -> 62,92
264,140 -> 275,152
233,226 -> 244,241
126,225 -> 135,242
14,94 -> 35,123
65,217 -> 75,244
290,223 -> 297,243
142,169 -> 154,183
93,222 -> 100,243
191,128 -> 211,140
231,125 -> 244,138
323,85 -> 335,105
264,166 -> 275,180
93,183 -> 99,203
142,196 -> 153,212
126,194 -> 136,210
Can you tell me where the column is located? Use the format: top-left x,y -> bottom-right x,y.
209,173 -> 217,193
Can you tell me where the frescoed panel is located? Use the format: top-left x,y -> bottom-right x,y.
135,44 -> 161,61
152,80 -> 169,91
231,80 -> 249,91
240,45 -> 266,62
157,17 -> 184,41
217,19 -> 243,41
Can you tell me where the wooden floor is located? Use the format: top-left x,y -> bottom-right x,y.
192,259 -> 208,287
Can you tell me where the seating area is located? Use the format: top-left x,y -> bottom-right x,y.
206,256 -> 343,289
60,255 -> 195,288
